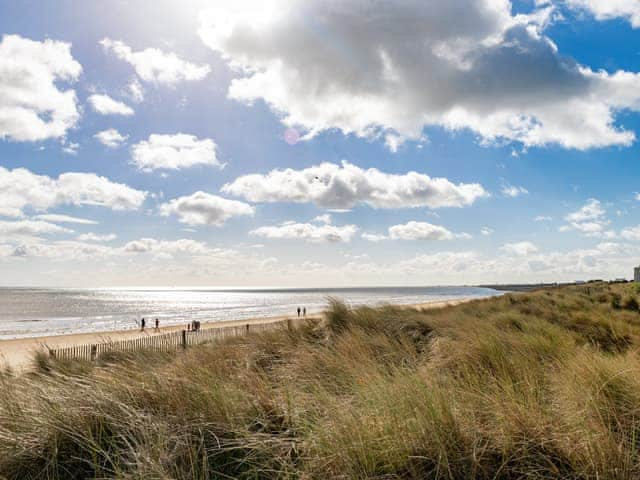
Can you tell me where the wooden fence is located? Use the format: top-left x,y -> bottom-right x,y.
47,319 -> 295,362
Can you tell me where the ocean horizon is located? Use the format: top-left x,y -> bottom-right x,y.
0,285 -> 501,339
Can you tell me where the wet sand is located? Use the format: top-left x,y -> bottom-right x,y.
0,297 -> 476,372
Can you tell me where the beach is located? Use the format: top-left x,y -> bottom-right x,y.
0,297 -> 473,372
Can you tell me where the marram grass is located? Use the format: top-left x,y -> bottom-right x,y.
2,283 -> 640,478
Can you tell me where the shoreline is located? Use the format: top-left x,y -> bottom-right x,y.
0,297 -> 478,372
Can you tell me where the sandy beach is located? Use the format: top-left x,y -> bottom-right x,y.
0,297 -> 474,372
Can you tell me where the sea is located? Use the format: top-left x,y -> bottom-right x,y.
0,286 -> 501,339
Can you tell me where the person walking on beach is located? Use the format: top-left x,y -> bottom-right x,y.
155,318 -> 159,331
297,307 -> 301,317
140,317 -> 146,332
303,307 -> 306,317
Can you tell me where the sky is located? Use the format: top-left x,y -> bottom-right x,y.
1,0 -> 640,287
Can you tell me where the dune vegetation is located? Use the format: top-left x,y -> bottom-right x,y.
2,282 -> 640,479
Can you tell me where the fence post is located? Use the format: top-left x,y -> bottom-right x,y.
181,330 -> 187,349
287,319 -> 292,331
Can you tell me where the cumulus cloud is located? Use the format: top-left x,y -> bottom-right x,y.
560,198 -> 611,236
34,214 -> 98,225
312,213 -> 332,224
361,233 -> 388,242
126,77 -> 144,102
122,238 -> 210,255
0,34 -> 82,141
0,166 -> 147,217
222,161 -> 487,210
565,0 -> 640,27
160,191 -> 254,226
100,38 -> 210,86
0,220 -> 72,240
388,221 -> 468,240
251,221 -> 358,243
88,94 -> 134,116
620,225 -> 640,241
501,184 -> 529,197
199,0 -> 640,150
76,232 -> 117,242
62,142 -> 80,156
7,240 -> 114,260
501,241 -> 539,256
94,128 -> 128,148
480,226 -> 494,235
131,134 -> 222,171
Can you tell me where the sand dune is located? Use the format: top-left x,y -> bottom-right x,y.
0,298 -> 472,372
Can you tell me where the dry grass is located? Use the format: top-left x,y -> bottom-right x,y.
2,282 -> 640,479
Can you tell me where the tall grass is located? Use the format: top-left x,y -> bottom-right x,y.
2,282 -> 640,478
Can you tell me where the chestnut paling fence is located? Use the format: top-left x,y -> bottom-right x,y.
47,319 -> 298,362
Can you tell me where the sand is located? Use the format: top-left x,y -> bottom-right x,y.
0,297 -> 475,372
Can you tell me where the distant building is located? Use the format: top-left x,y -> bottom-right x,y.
635,267 -> 640,282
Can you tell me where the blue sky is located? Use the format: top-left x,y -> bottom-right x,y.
1,0 -> 640,287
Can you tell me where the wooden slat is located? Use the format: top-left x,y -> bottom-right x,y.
47,319 -> 291,362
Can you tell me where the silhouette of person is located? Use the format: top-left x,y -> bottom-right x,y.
303,307 -> 306,317
297,307 -> 301,317
155,318 -> 159,331
140,317 -> 146,331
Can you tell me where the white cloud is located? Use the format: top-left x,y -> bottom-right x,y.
121,238 -> 241,264
312,213 -> 332,224
62,142 -> 79,156
160,191 -> 254,226
87,93 -> 135,116
100,38 -> 210,86
566,199 -> 605,223
122,238 -> 212,255
222,161 -> 487,210
362,233 -> 388,242
399,251 -> 479,274
565,0 -> 640,27
7,240 -> 114,260
0,234 -> 257,273
126,77 -> 144,102
94,128 -> 128,148
0,166 -> 147,217
88,94 -> 134,116
501,241 -> 539,256
501,184 -> 529,197
0,220 -> 72,239
480,226 -> 494,235
560,198 -> 610,236
76,232 -> 117,242
0,34 -> 82,141
535,215 -> 553,221
34,214 -> 98,225
251,221 -> 358,243
620,225 -> 640,241
388,221 -> 466,240
199,1 -> 640,150
131,134 -> 222,171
